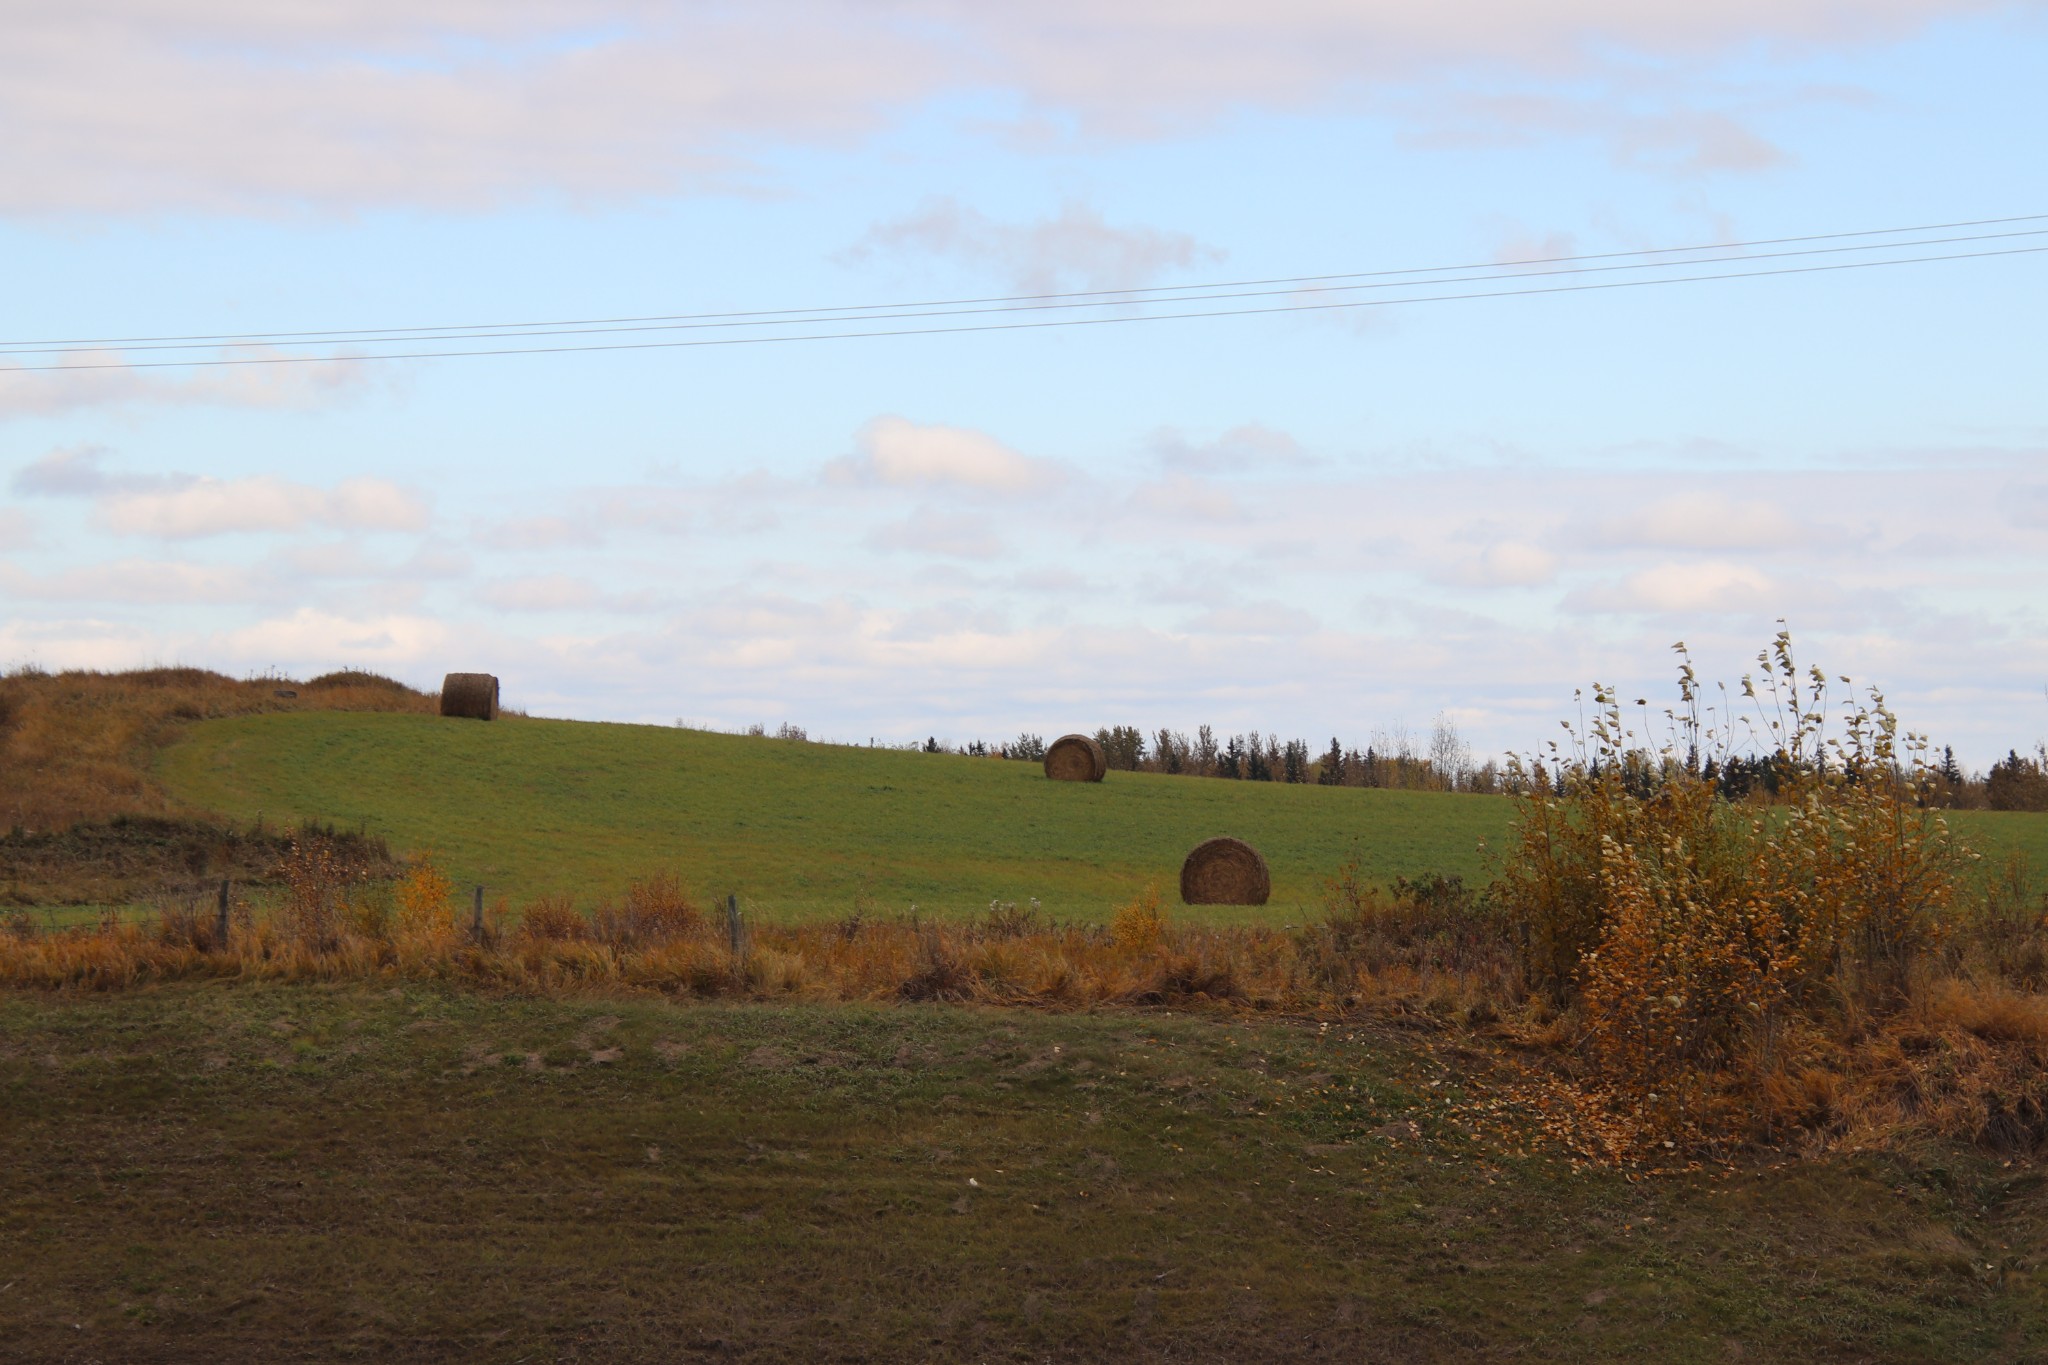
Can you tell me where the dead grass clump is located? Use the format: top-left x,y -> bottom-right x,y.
591,874 -> 701,947
518,894 -> 589,942
1043,734 -> 1106,783
155,895 -> 226,953
304,670 -> 415,694
1179,837 -> 1270,906
899,928 -> 975,1002
979,898 -> 1043,939
1140,946 -> 1243,1004
1916,975 -> 2048,1046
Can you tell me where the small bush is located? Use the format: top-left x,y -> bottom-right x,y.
1109,885 -> 1166,952
591,873 -> 700,947
1495,635 -> 1984,1148
518,894 -> 588,943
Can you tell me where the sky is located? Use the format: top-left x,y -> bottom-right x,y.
3,1 -> 2047,766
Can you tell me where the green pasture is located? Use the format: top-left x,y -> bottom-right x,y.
154,710 -> 2048,925
155,712 -> 1510,923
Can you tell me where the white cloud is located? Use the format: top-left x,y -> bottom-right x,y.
840,198 -> 1223,294
480,575 -> 606,612
0,508 -> 35,550
1404,90 -> 1796,176
1,1 -> 2004,216
1446,541 -> 1559,587
211,607 -> 451,667
473,514 -> 607,551
1590,491 -> 1812,551
1151,423 -> 1313,474
1573,560 -> 1782,614
11,444 -> 115,495
1129,474 -> 1242,522
0,616 -> 163,672
2007,482 -> 2048,530
0,351 -> 372,419
1182,601 -> 1321,636
867,510 -> 1009,560
0,557 -> 263,604
99,475 -> 428,539
271,541 -> 468,581
836,415 -> 1063,495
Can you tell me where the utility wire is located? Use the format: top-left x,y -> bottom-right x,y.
4,210 -> 2043,353
7,243 -> 2043,373
4,226 -> 2043,359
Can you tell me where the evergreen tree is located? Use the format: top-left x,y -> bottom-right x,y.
1318,737 -> 1345,785
1244,731 -> 1271,782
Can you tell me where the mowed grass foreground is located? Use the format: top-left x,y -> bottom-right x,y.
156,712 -> 1514,921
4,981 -> 2042,1363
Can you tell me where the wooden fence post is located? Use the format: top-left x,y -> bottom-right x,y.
726,893 -> 745,958
472,885 -> 485,940
216,878 -> 231,949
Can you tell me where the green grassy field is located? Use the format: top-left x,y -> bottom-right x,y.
155,712 -> 1513,922
154,711 -> 2048,924
4,981 -> 2040,1362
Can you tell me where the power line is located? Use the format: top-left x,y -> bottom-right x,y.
3,210 -> 2043,353
6,242 -> 2042,373
5,226 -> 2043,359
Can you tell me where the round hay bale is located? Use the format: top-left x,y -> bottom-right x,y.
1044,733 -> 1106,782
439,672 -> 499,720
1179,836 -> 1271,906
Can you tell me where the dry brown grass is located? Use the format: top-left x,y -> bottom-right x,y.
4,842 -> 2044,1162
0,862 -> 1505,1020
0,665 -> 434,834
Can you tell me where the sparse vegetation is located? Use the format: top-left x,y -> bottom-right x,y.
1493,636 -> 2048,1155
8,982 -> 2042,1361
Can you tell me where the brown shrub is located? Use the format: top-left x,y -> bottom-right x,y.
518,894 -> 588,942
1495,636 -> 1984,1150
898,928 -> 974,1001
591,873 -> 701,947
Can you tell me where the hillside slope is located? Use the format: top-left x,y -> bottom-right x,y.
156,712 -> 1511,921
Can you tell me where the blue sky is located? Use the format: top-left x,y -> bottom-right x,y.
4,1 -> 2046,765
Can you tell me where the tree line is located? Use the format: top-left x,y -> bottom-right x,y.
993,715 -> 1504,794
